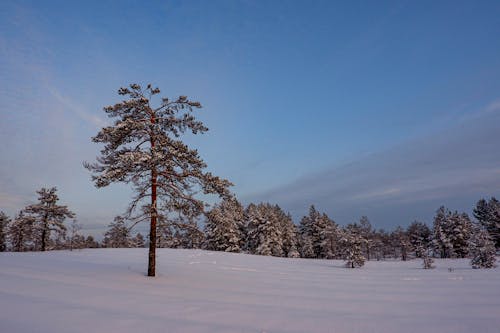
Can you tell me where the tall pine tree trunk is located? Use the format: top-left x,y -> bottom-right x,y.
148,114 -> 157,277
41,212 -> 48,251
148,170 -> 157,276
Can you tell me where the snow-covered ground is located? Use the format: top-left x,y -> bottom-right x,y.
0,249 -> 499,333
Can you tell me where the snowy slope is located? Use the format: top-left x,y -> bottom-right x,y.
0,249 -> 499,333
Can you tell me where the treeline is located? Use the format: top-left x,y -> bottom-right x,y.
0,187 -> 146,251
201,198 -> 498,269
1,188 -> 498,269
0,187 -> 101,251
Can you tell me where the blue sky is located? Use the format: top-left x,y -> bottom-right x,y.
1,0 -> 500,235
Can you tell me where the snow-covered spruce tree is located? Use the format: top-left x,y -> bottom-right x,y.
469,226 -> 497,269
8,211 -> 35,252
24,187 -> 75,251
433,206 -> 454,258
407,221 -> 431,258
474,197 -> 500,248
314,213 -> 338,259
204,197 -> 244,252
341,225 -> 366,268
447,211 -> 472,258
84,84 -> 231,276
299,233 -> 315,258
298,205 -> 318,258
103,216 -> 132,248
275,207 -> 300,258
299,205 -> 338,259
246,203 -> 283,256
0,211 -> 10,252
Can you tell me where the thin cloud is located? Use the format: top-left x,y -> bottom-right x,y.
248,101 -> 500,227
350,188 -> 401,201
0,192 -> 30,213
48,87 -> 108,129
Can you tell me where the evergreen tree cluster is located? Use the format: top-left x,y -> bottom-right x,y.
0,187 -> 135,251
156,214 -> 204,250
1,187 -> 78,252
432,206 -> 473,259
201,198 -> 498,269
473,197 -> 500,248
2,187 -> 497,269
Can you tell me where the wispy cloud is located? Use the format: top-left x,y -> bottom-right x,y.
457,99 -> 500,123
247,101 -> 500,228
0,192 -> 31,213
48,87 -> 108,128
350,188 -> 401,201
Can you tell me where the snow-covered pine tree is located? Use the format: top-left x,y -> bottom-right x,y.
299,233 -> 315,258
469,225 -> 497,269
341,225 -> 366,268
8,211 -> 35,252
473,197 -> 500,248
204,197 -> 244,252
473,198 -> 489,226
312,213 -> 335,259
276,208 -> 300,258
24,187 -> 75,251
0,211 -> 10,252
85,84 -> 232,276
246,203 -> 283,257
103,216 -> 132,248
448,211 -> 472,258
407,221 -> 431,258
298,205 -> 319,257
433,206 -> 454,258
299,205 -> 338,258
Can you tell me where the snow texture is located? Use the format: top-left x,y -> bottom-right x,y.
1,249 -> 499,333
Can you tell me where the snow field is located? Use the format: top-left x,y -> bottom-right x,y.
0,249 -> 499,333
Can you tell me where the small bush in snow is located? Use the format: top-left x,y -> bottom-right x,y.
420,247 -> 435,269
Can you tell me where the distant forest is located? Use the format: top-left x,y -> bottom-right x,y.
1,187 -> 497,269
